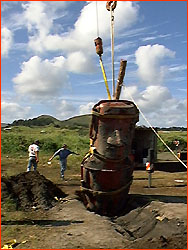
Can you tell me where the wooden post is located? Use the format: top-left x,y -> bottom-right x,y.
147,149 -> 154,188
114,60 -> 127,100
148,172 -> 152,188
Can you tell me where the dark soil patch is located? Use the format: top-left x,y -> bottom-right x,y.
1,171 -> 67,210
113,200 -> 187,249
1,171 -> 187,249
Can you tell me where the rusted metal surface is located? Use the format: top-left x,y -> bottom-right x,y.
106,1 -> 117,11
94,37 -> 103,56
81,100 -> 139,216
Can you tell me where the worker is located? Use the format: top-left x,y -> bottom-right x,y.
48,144 -> 79,180
27,140 -> 40,172
173,139 -> 180,154
173,139 -> 180,148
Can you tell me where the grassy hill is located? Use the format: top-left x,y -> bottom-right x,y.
1,114 -> 92,156
4,114 -> 187,131
11,115 -> 62,127
62,114 -> 91,128
1,122 -> 187,167
10,114 -> 92,129
2,114 -> 187,157
1,123 -> 9,128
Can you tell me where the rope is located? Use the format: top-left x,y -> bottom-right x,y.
99,57 -> 111,100
110,6 -> 115,98
123,85 -> 187,169
95,1 -> 99,37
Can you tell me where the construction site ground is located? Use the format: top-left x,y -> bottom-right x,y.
1,155 -> 187,249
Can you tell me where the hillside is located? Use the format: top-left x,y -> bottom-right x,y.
1,123 -> 9,128
11,115 -> 61,127
3,114 -> 186,131
62,114 -> 91,128
10,114 -> 91,128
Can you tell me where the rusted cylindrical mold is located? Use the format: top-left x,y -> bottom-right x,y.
91,100 -> 139,159
81,100 -> 139,216
94,37 -> 103,56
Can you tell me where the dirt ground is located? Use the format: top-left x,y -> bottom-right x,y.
1,167 -> 187,249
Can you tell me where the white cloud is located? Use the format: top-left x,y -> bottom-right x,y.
55,100 -> 77,120
23,1 -> 139,54
13,56 -> 70,99
169,64 -> 187,72
135,44 -> 175,85
121,85 -> 172,113
1,27 -> 13,57
2,2 -> 186,128
17,1 -> 136,79
79,102 -> 95,115
137,86 -> 171,112
121,85 -> 187,127
1,101 -> 31,123
66,51 -> 97,74
22,1 -> 52,36
121,85 -> 140,100
22,1 -> 53,53
20,1 -> 70,53
146,98 -> 187,127
141,34 -> 171,42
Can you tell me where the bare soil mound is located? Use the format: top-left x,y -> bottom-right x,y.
113,200 -> 187,249
1,171 -> 67,210
1,171 -> 187,249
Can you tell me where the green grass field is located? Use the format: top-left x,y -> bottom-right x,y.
1,125 -> 187,177
2,125 -> 187,154
1,125 -> 89,154
157,130 -> 187,152
1,125 -> 90,177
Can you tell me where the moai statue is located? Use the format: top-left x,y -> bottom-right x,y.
81,100 -> 139,216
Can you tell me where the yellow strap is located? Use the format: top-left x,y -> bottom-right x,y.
2,240 -> 17,249
99,58 -> 111,100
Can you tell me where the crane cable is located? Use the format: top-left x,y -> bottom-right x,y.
95,2 -> 111,100
95,1 -> 99,37
123,85 -> 187,169
110,5 -> 115,98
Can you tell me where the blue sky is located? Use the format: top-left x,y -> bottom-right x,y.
1,1 -> 187,127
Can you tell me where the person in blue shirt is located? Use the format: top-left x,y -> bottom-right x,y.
48,144 -> 79,180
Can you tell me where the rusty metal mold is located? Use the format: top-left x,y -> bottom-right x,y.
81,100 -> 139,216
94,37 -> 103,56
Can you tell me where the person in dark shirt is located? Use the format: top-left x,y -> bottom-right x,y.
48,144 -> 79,179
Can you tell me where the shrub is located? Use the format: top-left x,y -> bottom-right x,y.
40,138 -> 59,152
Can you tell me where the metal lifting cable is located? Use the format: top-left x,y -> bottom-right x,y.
106,1 -> 117,98
110,6 -> 115,98
95,1 -> 99,37
123,85 -> 187,169
94,2 -> 111,100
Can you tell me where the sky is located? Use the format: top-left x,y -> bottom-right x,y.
1,1 -> 187,127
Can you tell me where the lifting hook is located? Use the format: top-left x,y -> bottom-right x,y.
106,1 -> 117,11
